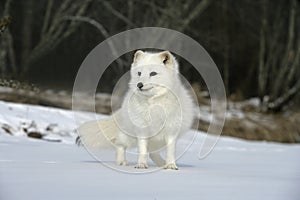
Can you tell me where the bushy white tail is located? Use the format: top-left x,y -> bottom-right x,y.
76,112 -> 166,167
76,116 -> 117,149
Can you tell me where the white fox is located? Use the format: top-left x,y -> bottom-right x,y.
77,50 -> 195,170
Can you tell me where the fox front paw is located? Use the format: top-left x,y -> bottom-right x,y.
164,163 -> 178,170
134,163 -> 148,169
116,160 -> 128,166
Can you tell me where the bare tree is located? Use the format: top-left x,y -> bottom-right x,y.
258,0 -> 267,103
25,0 -> 93,72
257,0 -> 300,112
92,0 -> 212,75
0,0 -> 16,75
222,0 -> 230,94
0,0 -> 93,76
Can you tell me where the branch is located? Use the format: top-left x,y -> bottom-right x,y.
26,0 -> 92,70
48,0 -> 71,35
284,39 -> 300,91
41,0 -> 54,38
283,0 -> 296,61
268,79 -> 300,112
3,0 -> 12,16
272,0 -> 296,99
100,1 -> 136,28
63,16 -> 125,69
181,0 -> 212,31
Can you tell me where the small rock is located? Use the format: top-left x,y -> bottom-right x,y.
28,132 -> 43,139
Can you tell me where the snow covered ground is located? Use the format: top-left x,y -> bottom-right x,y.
0,100 -> 300,200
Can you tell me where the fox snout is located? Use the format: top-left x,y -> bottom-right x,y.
137,82 -> 143,89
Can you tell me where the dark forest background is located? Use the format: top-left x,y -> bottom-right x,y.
0,0 -> 300,113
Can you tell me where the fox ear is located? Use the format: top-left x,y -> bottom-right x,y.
159,51 -> 179,71
133,50 -> 144,63
159,51 -> 172,66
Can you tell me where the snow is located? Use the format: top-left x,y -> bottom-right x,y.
0,101 -> 106,144
0,100 -> 300,200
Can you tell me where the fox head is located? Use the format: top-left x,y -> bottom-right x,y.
129,50 -> 179,97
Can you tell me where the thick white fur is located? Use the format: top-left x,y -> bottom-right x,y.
77,50 -> 195,170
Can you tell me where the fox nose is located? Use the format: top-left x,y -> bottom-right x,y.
137,82 -> 143,89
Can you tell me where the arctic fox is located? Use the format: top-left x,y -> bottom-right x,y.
77,50 -> 195,170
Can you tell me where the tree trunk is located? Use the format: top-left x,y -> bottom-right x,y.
258,0 -> 267,104
21,0 -> 34,75
271,0 -> 296,101
222,0 -> 230,95
0,0 -> 15,76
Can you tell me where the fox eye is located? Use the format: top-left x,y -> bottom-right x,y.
138,72 -> 141,76
150,71 -> 157,76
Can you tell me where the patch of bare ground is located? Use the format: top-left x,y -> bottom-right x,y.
197,99 -> 300,143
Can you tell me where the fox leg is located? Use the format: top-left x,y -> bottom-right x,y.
135,138 -> 148,169
164,137 -> 178,170
116,146 -> 128,166
149,143 -> 165,167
